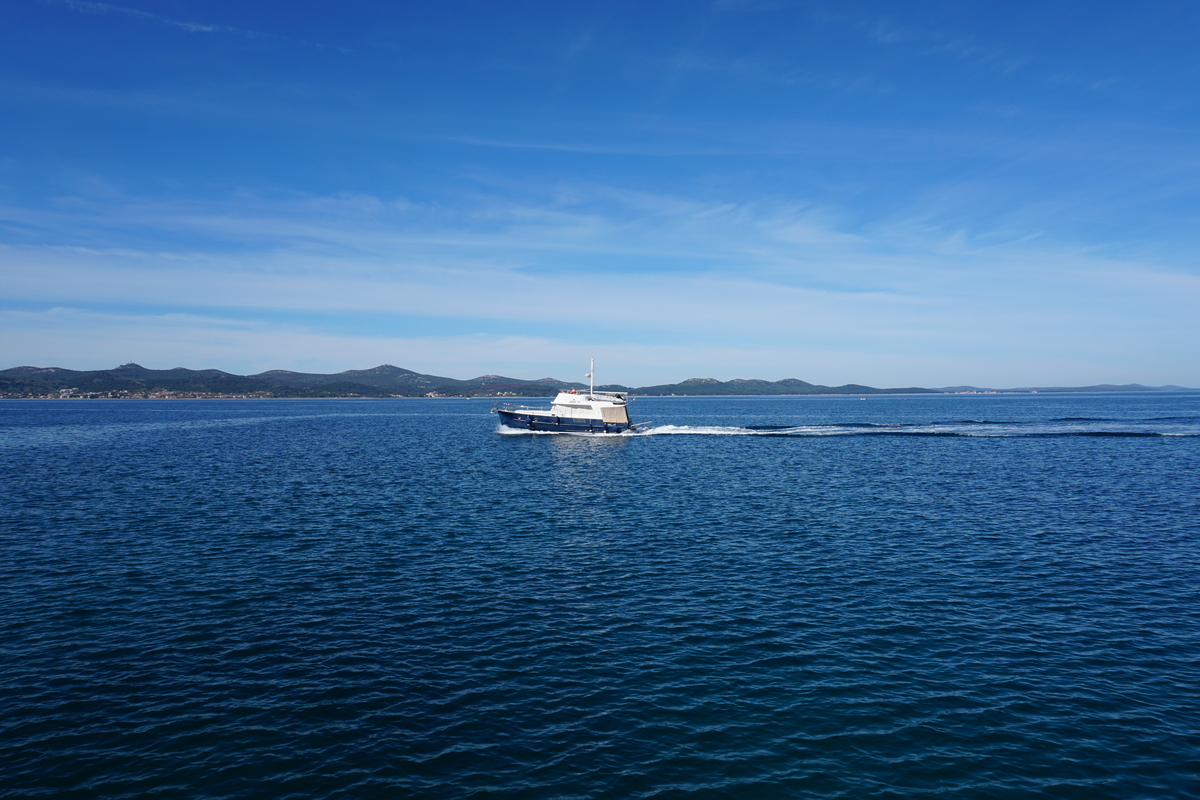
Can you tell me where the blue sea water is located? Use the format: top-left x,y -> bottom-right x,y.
1,393 -> 1199,799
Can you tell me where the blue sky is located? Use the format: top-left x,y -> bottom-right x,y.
2,0 -> 1198,387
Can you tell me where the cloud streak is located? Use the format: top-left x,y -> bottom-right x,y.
6,2 -> 1199,386
50,0 -> 275,38
3,173 -> 1197,387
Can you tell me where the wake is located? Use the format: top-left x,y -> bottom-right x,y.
633,423 -> 1195,438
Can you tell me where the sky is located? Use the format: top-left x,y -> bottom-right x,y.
2,0 -> 1199,387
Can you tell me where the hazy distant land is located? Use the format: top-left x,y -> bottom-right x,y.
0,363 -> 1193,399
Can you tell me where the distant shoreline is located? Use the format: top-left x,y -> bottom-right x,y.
1,363 -> 1193,399
6,390 -> 1197,402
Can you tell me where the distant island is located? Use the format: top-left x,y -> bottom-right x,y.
0,363 -> 1192,399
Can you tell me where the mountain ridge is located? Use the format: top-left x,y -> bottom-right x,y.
0,363 -> 1194,398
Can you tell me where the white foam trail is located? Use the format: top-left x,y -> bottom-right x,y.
501,423 -> 1198,438
634,424 -> 843,436
635,424 -> 759,436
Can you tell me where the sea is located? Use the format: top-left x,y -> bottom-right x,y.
2,393 -> 1198,799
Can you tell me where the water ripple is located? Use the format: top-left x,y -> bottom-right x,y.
2,396 -> 1199,797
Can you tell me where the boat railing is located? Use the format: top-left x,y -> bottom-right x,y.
491,393 -> 629,414
491,401 -> 557,413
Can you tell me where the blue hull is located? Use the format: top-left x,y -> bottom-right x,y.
496,410 -> 632,434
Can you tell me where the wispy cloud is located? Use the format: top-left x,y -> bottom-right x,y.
4,176 -> 1198,384
807,10 -> 1033,75
3,295 -> 1191,388
49,0 -> 275,38
0,307 -> 818,383
3,160 -> 1198,385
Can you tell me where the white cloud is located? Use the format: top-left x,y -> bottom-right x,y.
4,172 -> 1198,387
4,224 -> 1198,387
53,0 -> 275,39
2,304 -> 1190,388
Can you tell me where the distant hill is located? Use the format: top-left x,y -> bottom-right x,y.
0,363 -> 591,398
1,364 -> 1193,399
0,365 -> 272,396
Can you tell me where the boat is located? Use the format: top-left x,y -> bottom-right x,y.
492,359 -> 640,434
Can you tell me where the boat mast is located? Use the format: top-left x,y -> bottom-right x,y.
587,357 -> 594,398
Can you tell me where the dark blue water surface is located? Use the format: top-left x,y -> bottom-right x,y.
2,394 -> 1199,799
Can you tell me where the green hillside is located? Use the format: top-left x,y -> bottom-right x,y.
4,364 -> 1190,399
0,363 -> 590,398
